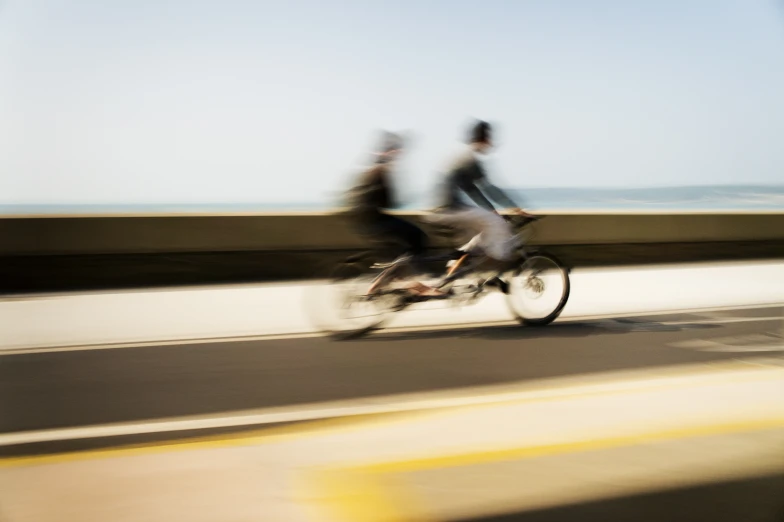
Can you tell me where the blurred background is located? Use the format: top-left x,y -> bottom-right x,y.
1,2 -> 783,521
2,0 -> 783,213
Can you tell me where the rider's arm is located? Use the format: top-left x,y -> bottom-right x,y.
468,158 -> 518,212
449,157 -> 494,211
478,179 -> 518,210
460,179 -> 496,211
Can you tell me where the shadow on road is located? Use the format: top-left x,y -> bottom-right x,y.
456,472 -> 784,522
361,318 -> 722,344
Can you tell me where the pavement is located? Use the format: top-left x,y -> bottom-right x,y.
2,260 -> 783,350
1,261 -> 783,521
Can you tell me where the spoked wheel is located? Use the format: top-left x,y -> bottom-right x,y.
304,261 -> 401,340
505,252 -> 570,326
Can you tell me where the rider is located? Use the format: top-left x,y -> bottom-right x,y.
432,120 -> 534,282
345,131 -> 443,297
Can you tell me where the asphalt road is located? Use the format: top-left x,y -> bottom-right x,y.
1,307 -> 783,521
2,306 -> 781,438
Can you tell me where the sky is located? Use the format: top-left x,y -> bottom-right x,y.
1,0 -> 783,206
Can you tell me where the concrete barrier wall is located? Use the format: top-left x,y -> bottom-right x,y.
2,211 -> 783,293
2,211 -> 784,256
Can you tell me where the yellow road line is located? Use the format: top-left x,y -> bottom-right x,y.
361,416 -> 784,475
1,361 -> 780,469
302,468 -> 426,522
308,415 -> 784,522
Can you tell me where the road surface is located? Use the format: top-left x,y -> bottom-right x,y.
1,261 -> 782,521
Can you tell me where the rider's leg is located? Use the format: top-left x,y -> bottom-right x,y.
475,212 -> 518,290
435,209 -> 516,289
358,215 -> 406,295
472,210 -> 515,262
476,213 -> 519,292
372,214 -> 444,297
427,210 -> 483,288
457,233 -> 482,254
437,253 -> 488,287
367,262 -> 402,295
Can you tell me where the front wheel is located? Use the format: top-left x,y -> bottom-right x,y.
505,252 -> 570,326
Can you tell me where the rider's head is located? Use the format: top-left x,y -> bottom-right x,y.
467,120 -> 493,153
374,131 -> 405,164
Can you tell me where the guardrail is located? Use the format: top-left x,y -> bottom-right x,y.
2,211 -> 783,293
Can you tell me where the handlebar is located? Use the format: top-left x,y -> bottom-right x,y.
504,214 -> 544,228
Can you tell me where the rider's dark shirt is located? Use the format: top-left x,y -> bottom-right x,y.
347,163 -> 394,219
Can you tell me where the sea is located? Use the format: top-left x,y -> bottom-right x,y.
2,185 -> 783,215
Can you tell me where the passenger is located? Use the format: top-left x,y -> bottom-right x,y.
344,131 -> 444,297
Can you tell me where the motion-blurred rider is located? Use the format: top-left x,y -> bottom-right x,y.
345,131 -> 444,297
431,120 -> 535,284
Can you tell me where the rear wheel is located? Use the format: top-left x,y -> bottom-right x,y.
505,252 -> 570,326
304,261 -> 400,340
